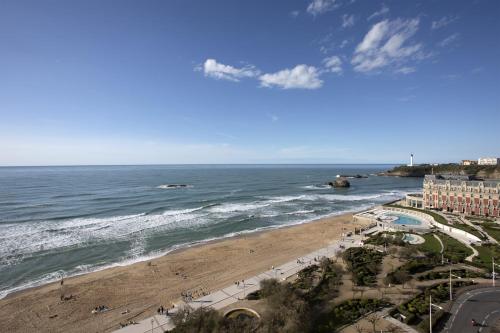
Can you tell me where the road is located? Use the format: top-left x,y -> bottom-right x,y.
445,287 -> 500,333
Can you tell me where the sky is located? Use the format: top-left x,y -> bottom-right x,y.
1,0 -> 499,166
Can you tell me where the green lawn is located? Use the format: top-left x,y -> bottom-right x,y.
439,232 -> 473,263
417,233 -> 442,254
481,223 -> 500,242
473,244 -> 500,271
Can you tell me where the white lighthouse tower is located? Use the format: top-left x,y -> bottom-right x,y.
408,153 -> 414,167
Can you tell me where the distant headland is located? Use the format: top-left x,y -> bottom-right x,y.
380,163 -> 500,179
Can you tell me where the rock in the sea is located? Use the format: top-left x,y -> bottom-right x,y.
157,184 -> 190,189
328,178 -> 350,188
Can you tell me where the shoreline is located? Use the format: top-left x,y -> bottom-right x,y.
0,204 -> 375,301
0,208 -> 373,333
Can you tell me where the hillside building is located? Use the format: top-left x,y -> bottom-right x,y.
461,160 -> 477,166
423,174 -> 500,217
478,157 -> 499,165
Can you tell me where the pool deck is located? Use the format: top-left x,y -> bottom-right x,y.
354,207 -> 431,233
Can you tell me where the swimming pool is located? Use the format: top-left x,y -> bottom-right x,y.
403,234 -> 415,241
402,233 -> 425,244
388,214 -> 422,226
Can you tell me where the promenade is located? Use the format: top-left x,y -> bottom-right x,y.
113,235 -> 364,333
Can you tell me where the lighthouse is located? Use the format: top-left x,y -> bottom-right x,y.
408,153 -> 414,167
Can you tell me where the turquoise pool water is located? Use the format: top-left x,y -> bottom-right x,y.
389,214 -> 422,226
403,234 -> 415,241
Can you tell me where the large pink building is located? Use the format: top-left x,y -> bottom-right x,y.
423,175 -> 500,218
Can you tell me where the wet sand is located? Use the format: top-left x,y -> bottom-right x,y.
0,212 -> 368,332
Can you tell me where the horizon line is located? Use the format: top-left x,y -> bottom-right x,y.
0,162 -> 445,168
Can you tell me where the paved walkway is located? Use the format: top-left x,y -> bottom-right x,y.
113,236 -> 364,333
383,312 -> 420,333
114,315 -> 175,333
433,233 -> 444,254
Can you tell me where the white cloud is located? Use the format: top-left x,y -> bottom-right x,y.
438,33 -> 460,47
431,16 -> 458,30
395,66 -> 416,74
307,0 -> 338,16
367,3 -> 389,21
342,14 -> 355,28
339,39 -> 349,48
323,56 -> 343,73
202,59 -> 259,82
290,10 -> 300,18
352,18 -> 422,73
259,65 -> 323,89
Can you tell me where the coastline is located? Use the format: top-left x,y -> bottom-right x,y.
0,209 -> 371,333
0,204 -> 376,301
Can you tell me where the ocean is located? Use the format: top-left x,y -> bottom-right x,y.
0,164 -> 422,298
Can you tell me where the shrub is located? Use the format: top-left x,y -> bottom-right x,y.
343,247 -> 384,286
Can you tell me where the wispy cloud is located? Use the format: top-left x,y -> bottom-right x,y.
307,0 -> 339,16
267,114 -> 279,122
260,65 -> 323,89
277,145 -> 350,159
395,66 -> 416,75
201,59 -> 260,82
339,39 -> 349,49
438,33 -> 460,47
342,14 -> 355,28
397,95 -> 416,102
471,67 -> 484,74
431,15 -> 459,30
367,3 -> 389,21
290,10 -> 300,18
352,18 -> 422,73
215,132 -> 238,140
441,73 -> 461,80
323,56 -> 343,73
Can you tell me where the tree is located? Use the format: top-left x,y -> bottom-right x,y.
259,279 -> 280,298
171,307 -> 223,332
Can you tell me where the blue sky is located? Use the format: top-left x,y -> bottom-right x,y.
1,0 -> 499,165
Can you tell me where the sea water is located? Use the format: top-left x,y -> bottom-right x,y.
0,164 -> 422,298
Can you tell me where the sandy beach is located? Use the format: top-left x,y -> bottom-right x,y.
0,212 -> 369,333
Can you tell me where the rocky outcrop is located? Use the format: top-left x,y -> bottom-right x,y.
157,184 -> 190,189
380,164 -> 500,179
329,178 -> 350,188
336,174 -> 368,179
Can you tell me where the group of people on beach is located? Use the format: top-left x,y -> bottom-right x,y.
157,305 -> 172,316
91,305 -> 109,314
119,320 -> 138,328
234,280 -> 245,288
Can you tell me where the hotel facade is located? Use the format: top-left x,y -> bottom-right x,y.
478,157 -> 499,165
423,175 -> 500,218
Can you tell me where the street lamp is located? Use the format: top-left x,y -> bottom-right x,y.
492,257 -> 500,287
151,318 -> 154,333
449,267 -> 461,301
429,295 -> 443,333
